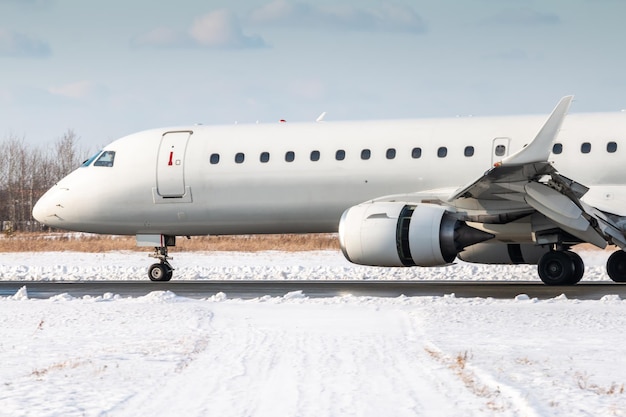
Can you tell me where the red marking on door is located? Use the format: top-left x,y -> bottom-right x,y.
168,152 -> 173,166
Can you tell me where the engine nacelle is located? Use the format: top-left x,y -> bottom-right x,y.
458,242 -> 550,264
338,202 -> 494,267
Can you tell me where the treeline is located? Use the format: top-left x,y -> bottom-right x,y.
0,130 -> 89,232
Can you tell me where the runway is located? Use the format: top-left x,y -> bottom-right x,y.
1,281 -> 625,300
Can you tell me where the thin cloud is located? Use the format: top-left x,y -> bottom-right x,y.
132,9 -> 267,49
248,0 -> 427,34
47,80 -> 105,100
190,9 -> 266,48
483,8 -> 560,26
0,29 -> 51,58
288,78 -> 327,100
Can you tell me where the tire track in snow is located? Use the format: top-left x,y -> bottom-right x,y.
409,308 -> 543,417
112,301 -> 481,417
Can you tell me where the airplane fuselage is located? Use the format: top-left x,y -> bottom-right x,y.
33,112 -> 626,236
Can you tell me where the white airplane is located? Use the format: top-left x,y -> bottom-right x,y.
32,96 -> 626,285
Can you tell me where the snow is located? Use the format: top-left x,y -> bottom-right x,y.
1,250 -> 626,416
0,247 -> 614,282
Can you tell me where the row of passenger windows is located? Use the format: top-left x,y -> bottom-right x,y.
209,146 -> 478,165
208,140 -> 620,165
552,141 -> 618,154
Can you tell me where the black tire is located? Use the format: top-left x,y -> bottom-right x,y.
565,251 -> 585,284
538,251 -> 577,285
148,263 -> 172,282
164,264 -> 173,281
607,251 -> 626,283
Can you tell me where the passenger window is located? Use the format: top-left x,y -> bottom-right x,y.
437,147 -> 447,158
494,145 -> 506,156
386,148 -> 396,159
235,152 -> 245,164
552,143 -> 563,154
93,151 -> 116,167
411,147 -> 422,159
607,142 -> 618,153
464,146 -> 474,157
310,150 -> 320,161
209,153 -> 220,164
285,151 -> 295,162
260,152 -> 270,163
581,142 -> 591,154
361,149 -> 371,160
336,150 -> 346,161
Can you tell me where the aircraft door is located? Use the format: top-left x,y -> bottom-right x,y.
157,131 -> 191,197
491,137 -> 510,165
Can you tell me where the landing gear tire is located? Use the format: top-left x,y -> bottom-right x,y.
148,263 -> 173,282
606,251 -> 626,283
565,251 -> 584,284
538,251 -> 582,285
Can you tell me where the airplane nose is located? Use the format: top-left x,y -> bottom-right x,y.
32,187 -> 62,226
32,197 -> 47,224
32,199 -> 43,223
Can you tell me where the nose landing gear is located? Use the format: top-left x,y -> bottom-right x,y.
148,262 -> 173,281
148,246 -> 174,281
137,234 -> 176,281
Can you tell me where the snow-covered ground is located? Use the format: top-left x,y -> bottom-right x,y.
0,247 -> 615,281
2,249 -> 626,416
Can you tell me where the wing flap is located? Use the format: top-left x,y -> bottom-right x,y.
524,182 -> 588,231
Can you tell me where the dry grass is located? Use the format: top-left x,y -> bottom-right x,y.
0,232 -> 340,253
1,233 -> 612,254
425,348 -> 506,410
575,372 -> 625,396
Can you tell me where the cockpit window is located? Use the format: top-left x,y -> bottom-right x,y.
93,151 -> 116,167
81,151 -> 102,167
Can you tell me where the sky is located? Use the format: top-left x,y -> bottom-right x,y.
1,0 -> 625,149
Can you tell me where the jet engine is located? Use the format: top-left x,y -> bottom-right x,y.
338,202 -> 494,267
457,242 -> 550,264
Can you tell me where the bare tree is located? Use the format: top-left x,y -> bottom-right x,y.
52,129 -> 84,179
0,129 -> 89,231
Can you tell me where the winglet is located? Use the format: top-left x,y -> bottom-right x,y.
500,95 -> 573,166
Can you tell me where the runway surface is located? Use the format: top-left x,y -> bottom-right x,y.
1,281 -> 625,300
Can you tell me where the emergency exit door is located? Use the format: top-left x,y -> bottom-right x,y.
157,131 -> 191,197
491,137 -> 510,165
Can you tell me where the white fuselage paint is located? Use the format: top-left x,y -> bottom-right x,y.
33,112 -> 626,236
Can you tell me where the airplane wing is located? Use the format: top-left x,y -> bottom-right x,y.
448,96 -> 626,249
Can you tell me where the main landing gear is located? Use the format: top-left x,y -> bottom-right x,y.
606,250 -> 626,283
537,250 -> 584,285
537,248 -> 626,285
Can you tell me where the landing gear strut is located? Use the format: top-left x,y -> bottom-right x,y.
137,234 -> 176,281
537,250 -> 584,285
